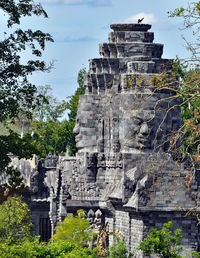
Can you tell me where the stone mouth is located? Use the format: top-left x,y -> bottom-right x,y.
110,23 -> 152,32
75,135 -> 81,142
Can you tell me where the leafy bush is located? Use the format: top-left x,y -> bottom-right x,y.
52,209 -> 95,248
139,221 -> 183,258
0,196 -> 32,244
0,237 -> 98,258
107,237 -> 133,258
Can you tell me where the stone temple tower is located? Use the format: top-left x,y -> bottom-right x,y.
3,24 -> 200,255
55,23 -> 200,255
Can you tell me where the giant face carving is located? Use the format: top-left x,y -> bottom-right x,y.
120,110 -> 155,153
74,93 -> 172,155
73,98 -> 98,153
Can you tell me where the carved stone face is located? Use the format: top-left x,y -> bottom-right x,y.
74,94 -> 172,154
120,110 -> 154,153
73,99 -> 98,152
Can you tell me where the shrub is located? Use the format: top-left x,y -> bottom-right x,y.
138,221 -> 183,258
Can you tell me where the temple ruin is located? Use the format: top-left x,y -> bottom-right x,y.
2,23 -> 200,256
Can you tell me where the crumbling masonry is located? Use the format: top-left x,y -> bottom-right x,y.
2,23 -> 200,256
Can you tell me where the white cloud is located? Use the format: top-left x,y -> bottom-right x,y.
123,12 -> 157,24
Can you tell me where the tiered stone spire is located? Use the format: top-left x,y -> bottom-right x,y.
85,24 -> 171,96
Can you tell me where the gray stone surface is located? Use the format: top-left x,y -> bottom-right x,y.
3,23 -> 200,254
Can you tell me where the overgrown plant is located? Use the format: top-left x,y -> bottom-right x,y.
138,221 -> 183,258
0,196 -> 32,244
107,237 -> 134,258
52,209 -> 95,247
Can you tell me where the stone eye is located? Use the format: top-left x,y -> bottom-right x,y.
113,117 -> 118,123
133,118 -> 142,125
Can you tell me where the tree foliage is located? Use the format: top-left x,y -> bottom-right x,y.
178,65 -> 200,158
0,196 -> 32,244
32,85 -> 65,122
0,0 -> 53,123
0,0 -> 53,174
166,2 -> 200,161
0,0 -> 53,202
30,68 -> 86,157
107,237 -> 133,258
0,238 -> 97,258
31,119 -> 72,158
63,68 -> 86,155
138,221 -> 183,258
0,203 -> 97,257
168,1 -> 200,62
52,209 -> 94,247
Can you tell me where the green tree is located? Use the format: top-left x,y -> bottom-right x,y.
31,119 -> 71,158
178,66 -> 200,159
138,221 -> 183,258
30,68 -> 86,157
0,0 -> 53,172
64,68 -> 86,156
107,237 -> 133,258
166,2 -> 200,160
0,237 -> 97,258
0,196 -> 32,244
0,205 -> 97,257
52,209 -> 95,248
0,0 -> 53,202
33,85 -> 65,122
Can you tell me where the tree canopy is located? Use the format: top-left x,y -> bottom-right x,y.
0,196 -> 32,244
0,0 -> 53,200
30,68 -> 86,157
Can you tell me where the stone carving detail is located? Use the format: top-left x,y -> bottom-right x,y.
29,169 -> 39,194
94,209 -> 102,229
87,209 -> 103,231
88,209 -> 95,226
44,152 -> 58,168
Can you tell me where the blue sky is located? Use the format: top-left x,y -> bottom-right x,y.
1,0 -> 191,102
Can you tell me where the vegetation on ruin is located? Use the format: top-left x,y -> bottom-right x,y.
52,209 -> 95,246
163,1 -> 200,161
107,237 -> 133,258
138,221 -> 183,258
122,1 -> 200,166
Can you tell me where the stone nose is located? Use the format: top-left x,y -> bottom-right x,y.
73,123 -> 79,134
139,122 -> 148,135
